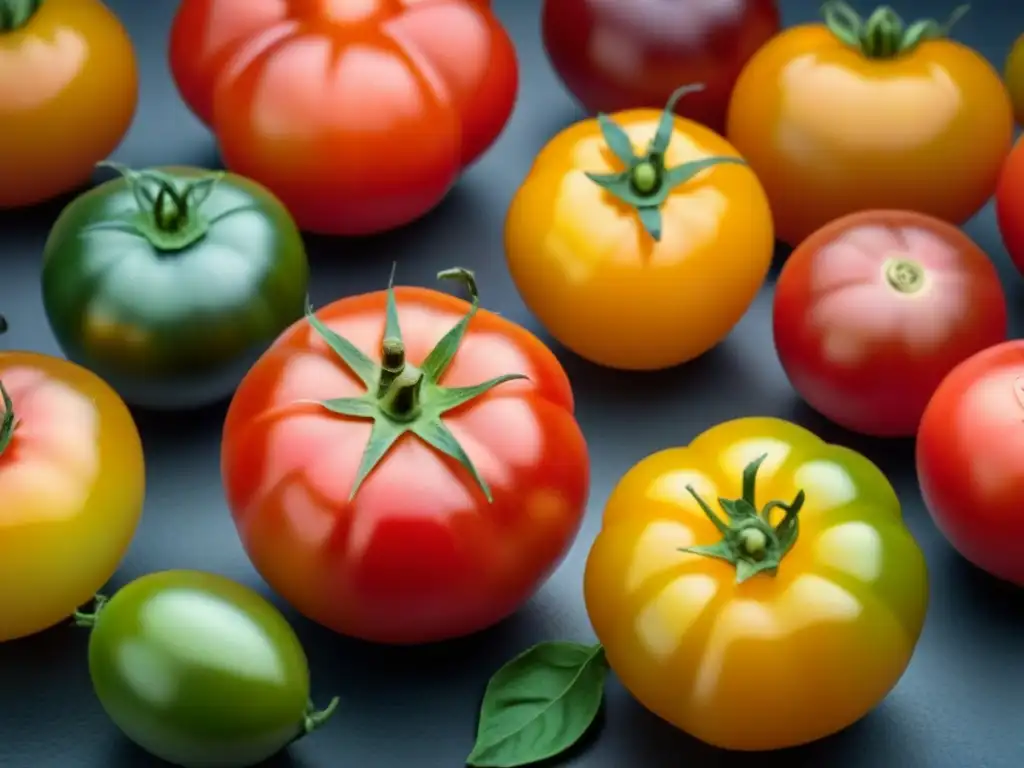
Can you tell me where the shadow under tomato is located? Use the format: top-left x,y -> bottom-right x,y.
0,188 -> 83,240
766,239 -> 794,282
936,547 -> 1024,632
107,738 -> 309,768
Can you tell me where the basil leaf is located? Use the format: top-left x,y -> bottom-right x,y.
467,642 -> 609,767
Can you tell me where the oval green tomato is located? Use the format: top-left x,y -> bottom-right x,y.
41,164 -> 309,409
78,570 -> 337,768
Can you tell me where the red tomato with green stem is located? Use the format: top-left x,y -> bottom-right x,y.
773,210 -> 1006,437
542,0 -> 780,133
169,0 -> 518,236
995,136 -> 1024,275
221,269 -> 590,645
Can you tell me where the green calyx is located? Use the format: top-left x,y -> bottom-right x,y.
0,380 -> 17,459
71,594 -> 109,628
680,454 -> 806,583
0,0 -> 42,32
822,1 -> 969,58
585,83 -> 746,242
95,161 -> 223,252
308,267 -> 527,503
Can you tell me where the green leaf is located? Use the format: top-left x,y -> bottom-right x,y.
305,301 -> 378,388
637,207 -> 662,240
467,642 -> 609,768
717,498 -> 757,521
419,270 -> 481,382
595,114 -> 637,167
432,374 -> 528,412
663,156 -> 746,188
741,452 -> 767,503
347,418 -> 407,501
583,170 -> 631,187
320,397 -> 377,418
412,417 -> 492,502
899,20 -> 932,51
383,268 -> 403,345
184,174 -> 221,209
679,540 -> 736,566
649,83 -> 705,155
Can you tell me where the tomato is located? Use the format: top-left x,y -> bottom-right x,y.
1004,33 -> 1024,126
76,570 -> 338,767
995,137 -> 1024,276
221,268 -> 590,645
505,86 -> 773,371
726,2 -> 1012,247
0,0 -> 137,209
40,164 -> 309,410
168,0 -> 518,236
542,0 -> 779,134
0,351 -> 144,642
773,210 -> 1007,437
917,342 -> 1024,585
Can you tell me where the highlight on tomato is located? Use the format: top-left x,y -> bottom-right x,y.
727,2 -> 1013,247
221,268 -> 590,645
505,85 -> 773,371
41,163 -> 309,410
169,0 -> 518,235
468,418 -> 928,766
0,349 -> 144,642
773,210 -> 1007,437
77,571 -> 338,767
917,341 -> 1024,585
0,0 -> 138,208
995,137 -> 1024,276
541,0 -> 779,134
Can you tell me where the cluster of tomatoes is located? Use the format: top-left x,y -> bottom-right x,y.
2,0 -> 1024,767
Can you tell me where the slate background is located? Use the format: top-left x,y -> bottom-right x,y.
1,1 -> 1023,766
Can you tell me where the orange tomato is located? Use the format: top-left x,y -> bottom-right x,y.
1004,33 -> 1024,126
506,86 -> 773,371
727,2 -> 1012,246
0,0 -> 138,208
0,351 -> 145,641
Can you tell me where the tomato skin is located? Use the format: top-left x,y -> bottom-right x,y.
169,0 -> 518,235
0,0 -> 138,208
727,21 -> 1013,246
917,342 -> 1024,585
85,571 -> 321,768
1004,33 -> 1024,127
995,137 -> 1024,275
221,287 -> 589,645
773,210 -> 1007,437
506,110 -> 773,371
584,417 -> 928,751
542,0 -> 779,133
0,352 -> 144,642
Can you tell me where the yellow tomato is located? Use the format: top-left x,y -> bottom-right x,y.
505,86 -> 773,371
727,2 -> 1012,246
0,0 -> 138,208
0,352 -> 145,641
1004,33 -> 1024,126
584,417 -> 928,750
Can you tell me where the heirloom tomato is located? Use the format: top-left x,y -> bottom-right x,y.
0,0 -> 138,208
77,571 -> 338,768
727,2 -> 1013,246
506,86 -> 773,371
0,351 -> 144,642
42,164 -> 308,410
1004,33 -> 1024,126
774,210 -> 1006,437
995,137 -> 1024,276
542,0 -> 779,134
221,269 -> 589,645
169,0 -> 518,235
917,342 -> 1024,585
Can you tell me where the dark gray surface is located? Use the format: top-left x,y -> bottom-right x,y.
2,1 -> 1024,766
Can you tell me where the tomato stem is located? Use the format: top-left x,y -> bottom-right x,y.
0,0 -> 42,32
302,696 -> 341,735
379,366 -> 425,420
0,381 -> 18,458
884,258 -> 926,294
72,594 -> 109,628
822,1 -> 970,58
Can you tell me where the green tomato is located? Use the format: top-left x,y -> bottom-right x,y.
41,164 -> 309,409
76,570 -> 337,768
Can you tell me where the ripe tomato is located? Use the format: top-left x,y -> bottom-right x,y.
505,86 -> 773,371
773,210 -> 1007,437
1004,33 -> 1024,126
727,2 -> 1012,246
78,571 -> 337,767
221,269 -> 589,645
0,0 -> 138,208
0,351 -> 144,642
542,0 -> 779,134
917,342 -> 1024,585
169,0 -> 518,236
995,137 -> 1024,275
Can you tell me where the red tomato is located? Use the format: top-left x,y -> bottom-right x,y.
221,270 -> 590,644
917,341 -> 1024,584
773,210 -> 1006,437
542,0 -> 779,133
168,0 -> 518,235
996,136 -> 1024,275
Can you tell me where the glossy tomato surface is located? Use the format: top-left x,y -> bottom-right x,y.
169,0 -> 518,235
0,0 -> 138,208
542,0 -> 779,133
84,570 -> 334,767
1004,33 -> 1024,126
727,7 -> 1013,246
221,281 -> 589,644
585,417 -> 928,750
995,136 -> 1024,275
773,211 -> 1007,437
917,342 -> 1024,585
0,352 -> 144,642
